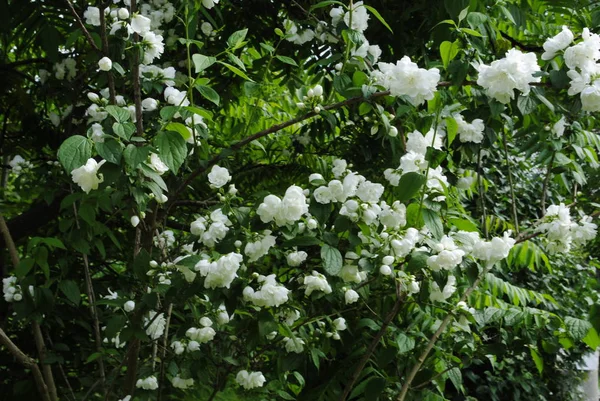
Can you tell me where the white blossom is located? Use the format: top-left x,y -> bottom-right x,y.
136,376 -> 158,390
144,311 -> 166,340
235,370 -> 266,390
344,289 -> 359,304
373,57 -> 440,106
303,271 -> 332,296
98,57 -> 112,71
71,158 -> 106,193
542,26 -> 574,60
208,165 -> 231,188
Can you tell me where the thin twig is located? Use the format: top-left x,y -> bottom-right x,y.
99,7 -> 116,104
502,130 -> 519,234
541,152 -> 555,215
477,148 -> 488,239
131,0 -> 143,137
64,0 -> 100,52
396,274 -> 485,401
158,303 -> 173,401
338,285 -> 403,401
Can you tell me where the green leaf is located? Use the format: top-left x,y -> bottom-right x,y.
95,139 -> 123,164
321,244 -> 343,275
395,172 -> 426,201
58,135 -> 92,174
365,377 -> 387,401
105,105 -> 130,122
112,122 -> 130,141
282,236 -> 321,247
275,55 -> 298,66
565,316 -> 593,341
447,367 -> 463,392
517,95 -> 537,115
583,327 -> 600,350
530,347 -> 543,374
218,61 -> 253,81
59,280 -> 80,306
192,54 -> 216,73
440,40 -> 460,69
165,122 -> 192,141
195,84 -> 220,106
154,131 -> 187,174
15,258 -> 35,278
396,333 -> 415,354
461,27 -> 482,37
422,208 -> 444,239
227,28 -> 248,49
363,5 -> 393,33
446,117 -> 458,145
123,144 -> 151,169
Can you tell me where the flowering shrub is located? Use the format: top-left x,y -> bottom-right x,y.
1,1 -> 600,401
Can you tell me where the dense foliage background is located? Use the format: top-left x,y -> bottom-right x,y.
2,0 -> 600,400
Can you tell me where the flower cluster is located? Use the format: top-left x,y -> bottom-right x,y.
536,203 -> 597,253
243,274 -> 290,307
3,276 -> 23,302
194,252 -> 243,289
190,209 -> 232,247
476,48 -> 541,103
136,376 -> 158,390
257,185 -> 309,226
235,370 -> 266,390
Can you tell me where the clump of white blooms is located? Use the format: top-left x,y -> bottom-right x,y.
208,165 -> 231,188
372,56 -> 440,106
472,231 -> 516,265
83,6 -> 101,26
136,375 -> 158,390
54,58 -> 77,81
426,236 -> 466,271
144,311 -> 166,340
186,324 -> 216,344
536,203 -> 597,253
454,113 -> 485,144
330,1 -> 369,33
244,231 -> 277,262
476,48 -> 541,103
542,26 -> 574,61
284,336 -> 305,353
154,230 -> 175,249
194,252 -> 243,289
235,370 -> 266,390
257,185 -> 309,226
284,19 -> 315,45
71,158 -> 106,194
244,274 -> 290,307
344,288 -> 360,304
303,271 -> 333,296
190,209 -> 232,247
286,250 -> 308,266
3,276 -> 23,302
429,275 -> 457,302
171,376 -> 194,389
9,155 -> 33,173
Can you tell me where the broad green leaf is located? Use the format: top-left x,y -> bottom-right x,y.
105,105 -> 130,123
321,244 -> 343,275
530,347 -> 543,374
440,40 -> 460,69
165,122 -> 192,141
123,144 -> 151,169
309,1 -> 345,11
154,131 -> 187,174
95,139 -> 123,165
446,117 -> 458,145
227,28 -> 248,49
195,84 -> 220,106
15,258 -> 35,278
517,95 -> 538,115
59,280 -> 80,306
192,54 -> 216,73
395,172 -> 426,201
58,135 -> 92,174
396,333 -> 415,354
565,316 -> 593,341
583,327 -> 600,350
422,208 -> 444,239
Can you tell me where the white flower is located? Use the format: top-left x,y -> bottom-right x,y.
90,123 -> 105,143
141,31 -> 165,64
149,153 -> 169,175
208,165 -> 231,188
567,69 -> 591,96
373,57 -> 440,106
284,336 -> 305,353
124,300 -> 135,312
71,158 -> 106,194
118,396 -> 131,401
344,289 -> 359,304
201,21 -> 213,35
236,370 -> 266,390
136,376 -> 158,390
303,271 -> 332,296
83,7 -> 101,26
3,276 -> 23,303
581,80 -> 600,112
309,173 -> 324,184
244,274 -> 290,307
98,57 -> 112,71
332,159 -> 347,177
572,216 -> 598,246
429,276 -> 457,302
476,49 -> 541,103
154,230 -> 175,249
142,98 -> 158,111
472,231 -> 516,264
172,376 -> 194,389
202,0 -> 220,9
331,1 -> 370,32
217,304 -> 230,325
144,311 -> 166,340
117,8 -> 129,19
200,317 -> 213,327
333,317 -> 347,331
244,231 -> 276,262
542,26 -> 574,60
406,129 -> 443,155
186,326 -> 216,343
130,215 -> 140,227
454,113 -> 485,144
131,14 -> 151,34
564,28 -> 600,73
187,340 -> 200,352
195,252 -> 243,289
256,185 -> 308,226
286,250 -> 308,267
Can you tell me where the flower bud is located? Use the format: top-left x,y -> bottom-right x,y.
117,8 -> 129,19
313,84 -> 323,97
87,92 -> 100,102
124,300 -> 135,312
98,57 -> 112,71
234,240 -> 242,248
130,215 -> 140,227
307,89 -> 314,98
307,218 -> 318,229
389,126 -> 398,137
313,106 -> 321,113
380,265 -> 392,275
